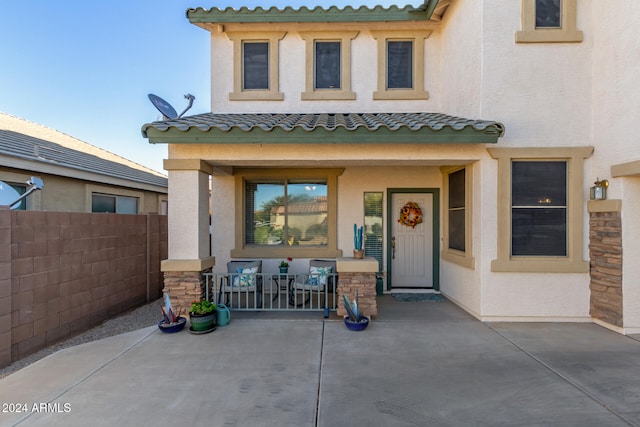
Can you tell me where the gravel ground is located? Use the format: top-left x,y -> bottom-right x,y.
0,298 -> 164,380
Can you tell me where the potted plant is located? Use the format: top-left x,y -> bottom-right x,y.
279,257 -> 292,274
189,300 -> 217,332
353,224 -> 364,259
343,291 -> 369,331
158,293 -> 186,333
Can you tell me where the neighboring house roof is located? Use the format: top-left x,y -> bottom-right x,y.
187,0 -> 451,25
0,112 -> 167,191
142,112 -> 505,144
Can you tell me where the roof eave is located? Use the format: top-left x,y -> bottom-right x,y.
186,1 -> 442,25
143,125 -> 503,145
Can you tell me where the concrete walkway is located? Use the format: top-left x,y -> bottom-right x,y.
2,296 -> 640,426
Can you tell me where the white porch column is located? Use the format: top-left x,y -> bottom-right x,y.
161,160 -> 215,313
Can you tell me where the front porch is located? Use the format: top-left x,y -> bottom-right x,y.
163,257 -> 379,318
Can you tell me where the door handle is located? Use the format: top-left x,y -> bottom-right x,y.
392,236 -> 396,260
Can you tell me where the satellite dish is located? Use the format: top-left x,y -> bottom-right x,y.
0,181 -> 21,209
148,94 -> 178,119
148,93 -> 195,120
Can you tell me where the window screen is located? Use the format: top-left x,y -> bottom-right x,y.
387,40 -> 413,89
511,161 -> 567,256
243,42 -> 269,90
536,0 -> 561,28
315,41 -> 341,89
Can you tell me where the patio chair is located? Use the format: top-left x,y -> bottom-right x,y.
291,259 -> 337,308
221,260 -> 263,308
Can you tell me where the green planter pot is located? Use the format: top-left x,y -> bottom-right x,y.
189,311 -> 217,332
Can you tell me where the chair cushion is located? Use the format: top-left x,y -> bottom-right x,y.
233,266 -> 258,288
308,266 -> 332,286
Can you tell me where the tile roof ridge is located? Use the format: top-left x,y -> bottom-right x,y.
0,111 -> 166,178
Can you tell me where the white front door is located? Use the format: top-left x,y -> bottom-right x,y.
391,192 -> 434,288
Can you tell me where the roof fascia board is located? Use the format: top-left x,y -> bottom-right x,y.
187,3 -> 438,25
0,156 -> 168,193
144,125 -> 501,145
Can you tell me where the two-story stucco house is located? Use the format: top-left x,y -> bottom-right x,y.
143,0 -> 640,334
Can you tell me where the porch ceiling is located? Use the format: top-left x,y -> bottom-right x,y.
142,112 -> 505,145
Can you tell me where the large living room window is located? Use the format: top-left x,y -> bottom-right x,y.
488,147 -> 592,273
246,180 -> 328,247
232,168 -> 343,258
516,0 -> 583,43
226,31 -> 285,101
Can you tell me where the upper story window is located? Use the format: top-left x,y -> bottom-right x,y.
242,42 -> 269,90
516,0 -> 583,43
300,31 -> 357,101
536,0 -> 561,28
387,41 -> 413,89
371,30 -> 431,100
226,31 -> 285,101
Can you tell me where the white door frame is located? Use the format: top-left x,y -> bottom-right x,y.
386,188 -> 440,291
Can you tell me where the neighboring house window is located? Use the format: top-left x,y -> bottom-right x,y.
300,31 -> 358,100
488,147 -> 592,273
371,31 -> 431,100
231,168 -> 343,258
441,165 -> 474,269
516,0 -> 583,43
9,183 -> 26,210
226,31 -> 285,101
92,193 -> 138,214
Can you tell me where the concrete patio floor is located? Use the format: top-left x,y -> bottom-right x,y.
2,295 -> 640,426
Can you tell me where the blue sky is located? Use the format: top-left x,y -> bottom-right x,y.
0,0 -> 405,173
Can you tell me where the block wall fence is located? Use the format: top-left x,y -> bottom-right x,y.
0,210 -> 167,368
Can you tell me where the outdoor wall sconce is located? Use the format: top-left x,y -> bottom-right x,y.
590,178 -> 609,200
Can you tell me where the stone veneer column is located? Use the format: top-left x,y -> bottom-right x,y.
162,269 -> 211,315
336,257 -> 378,318
588,200 -> 623,328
